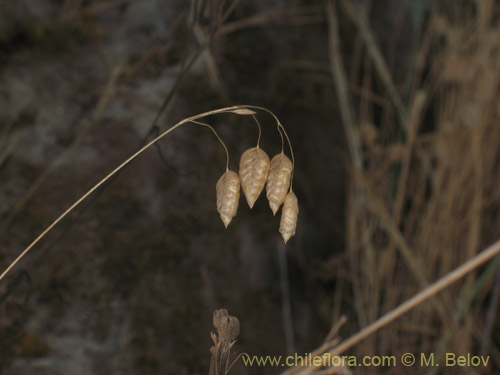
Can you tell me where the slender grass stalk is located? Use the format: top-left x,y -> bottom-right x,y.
0,105 -> 289,282
189,120 -> 230,171
251,114 -> 263,148
283,238 -> 500,375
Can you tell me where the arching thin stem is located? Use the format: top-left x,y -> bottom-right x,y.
280,120 -> 295,190
276,123 -> 285,153
189,119 -> 229,171
0,105 -> 254,282
0,105 -> 296,281
226,352 -> 250,374
250,114 -> 262,148
278,120 -> 294,169
282,238 -> 500,375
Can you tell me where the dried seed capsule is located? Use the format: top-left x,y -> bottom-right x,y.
216,170 -> 240,228
213,309 -> 229,330
219,315 -> 240,342
280,191 -> 298,243
239,147 -> 270,208
266,153 -> 293,215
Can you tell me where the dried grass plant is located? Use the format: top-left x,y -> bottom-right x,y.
209,309 -> 242,375
5,1 -> 500,374
0,0 -> 313,239
0,105 -> 297,283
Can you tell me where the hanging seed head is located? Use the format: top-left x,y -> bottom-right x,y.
266,153 -> 293,215
280,191 -> 298,243
216,170 -> 240,228
239,147 -> 270,208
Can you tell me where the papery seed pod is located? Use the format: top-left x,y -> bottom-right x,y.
239,147 -> 270,208
280,191 -> 298,244
266,153 -> 293,215
216,170 -> 240,228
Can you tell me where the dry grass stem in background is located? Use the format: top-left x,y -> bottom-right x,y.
320,0 -> 500,372
283,239 -> 500,375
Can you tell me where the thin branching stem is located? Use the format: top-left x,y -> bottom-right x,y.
189,120 -> 230,171
251,114 -> 262,148
242,105 -> 295,190
226,352 -> 249,374
283,238 -> 500,375
277,123 -> 285,153
0,105 -> 286,282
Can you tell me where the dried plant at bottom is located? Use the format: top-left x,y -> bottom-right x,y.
210,309 -> 240,375
239,147 -> 271,208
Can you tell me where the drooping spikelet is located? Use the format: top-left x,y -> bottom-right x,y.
239,147 -> 270,208
279,191 -> 298,243
266,153 -> 293,215
216,170 -> 240,228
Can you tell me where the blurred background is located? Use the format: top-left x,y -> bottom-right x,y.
0,0 -> 499,374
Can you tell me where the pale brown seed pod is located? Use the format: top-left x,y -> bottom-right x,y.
280,191 -> 298,244
216,170 -> 240,228
266,153 -> 293,215
239,147 -> 270,208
